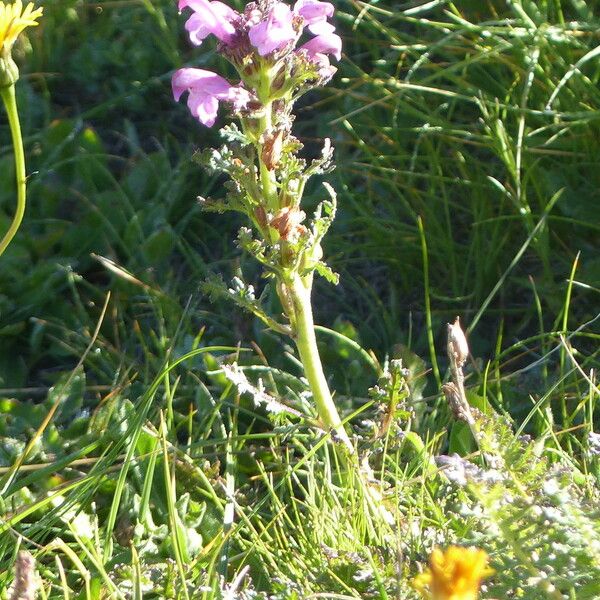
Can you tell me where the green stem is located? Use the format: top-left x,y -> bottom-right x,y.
258,102 -> 279,210
0,84 -> 27,257
254,67 -> 278,210
288,274 -> 353,453
289,276 -> 395,530
251,67 -> 351,453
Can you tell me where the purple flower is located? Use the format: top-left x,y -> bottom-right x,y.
299,32 -> 342,60
179,0 -> 238,46
294,0 -> 335,34
248,2 -> 297,56
172,68 -> 250,126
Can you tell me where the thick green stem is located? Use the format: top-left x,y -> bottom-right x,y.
290,272 -> 396,530
289,274 -> 353,453
251,67 -> 351,452
0,84 -> 27,257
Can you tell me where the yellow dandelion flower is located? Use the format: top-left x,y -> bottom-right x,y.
412,546 -> 495,600
0,1 -> 42,86
0,1 -> 42,52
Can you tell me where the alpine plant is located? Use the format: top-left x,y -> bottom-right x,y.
172,0 -> 353,450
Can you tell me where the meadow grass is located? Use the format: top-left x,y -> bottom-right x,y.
0,0 -> 599,598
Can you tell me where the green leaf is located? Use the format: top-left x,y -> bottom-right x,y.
46,366 -> 86,424
448,421 -> 477,455
143,226 -> 175,263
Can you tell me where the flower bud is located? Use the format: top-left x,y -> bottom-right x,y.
447,317 -> 469,367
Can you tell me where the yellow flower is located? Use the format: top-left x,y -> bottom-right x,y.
412,546 -> 494,600
0,0 -> 42,53
0,1 -> 42,86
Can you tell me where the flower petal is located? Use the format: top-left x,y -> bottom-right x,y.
184,13 -> 212,45
307,20 -> 335,35
191,93 -> 220,126
172,67 -> 232,101
172,68 -> 249,126
300,32 -> 341,60
226,85 -> 251,110
248,2 -> 296,56
180,0 -> 236,45
310,52 -> 337,80
210,1 -> 238,21
294,0 -> 334,24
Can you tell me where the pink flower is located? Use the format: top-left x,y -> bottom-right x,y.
311,52 -> 337,81
179,0 -> 238,46
172,68 -> 250,126
299,32 -> 342,60
248,2 -> 297,56
294,0 -> 335,34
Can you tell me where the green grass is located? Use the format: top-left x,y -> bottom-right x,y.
0,0 -> 599,597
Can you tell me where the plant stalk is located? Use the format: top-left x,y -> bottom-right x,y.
252,73 -> 352,453
288,273 -> 354,453
290,275 -> 394,530
258,102 -> 279,211
0,84 -> 27,257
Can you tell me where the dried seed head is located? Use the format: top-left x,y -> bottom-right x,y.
442,383 -> 474,425
10,551 -> 37,600
447,317 -> 469,367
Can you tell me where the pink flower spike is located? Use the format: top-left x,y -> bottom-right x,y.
300,32 -> 342,60
248,2 -> 297,56
172,68 -> 249,127
180,0 -> 237,46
